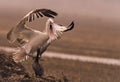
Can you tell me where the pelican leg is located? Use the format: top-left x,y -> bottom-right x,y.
39,42 -> 51,57
37,48 -> 41,58
32,48 -> 44,77
32,42 -> 51,77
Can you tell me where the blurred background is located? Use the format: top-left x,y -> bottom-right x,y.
0,0 -> 120,82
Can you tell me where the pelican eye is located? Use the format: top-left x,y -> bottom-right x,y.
50,23 -> 53,30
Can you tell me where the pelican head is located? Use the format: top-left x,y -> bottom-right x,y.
45,18 -> 74,42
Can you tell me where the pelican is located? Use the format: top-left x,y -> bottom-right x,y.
7,8 -> 74,63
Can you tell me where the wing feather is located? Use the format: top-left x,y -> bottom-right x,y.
17,9 -> 58,27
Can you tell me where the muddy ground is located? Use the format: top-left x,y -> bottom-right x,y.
0,53 -> 69,82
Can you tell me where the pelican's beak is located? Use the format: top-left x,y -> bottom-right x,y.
64,21 -> 74,32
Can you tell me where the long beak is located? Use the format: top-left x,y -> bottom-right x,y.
64,21 -> 74,32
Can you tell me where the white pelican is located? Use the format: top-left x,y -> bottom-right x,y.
7,8 -> 74,63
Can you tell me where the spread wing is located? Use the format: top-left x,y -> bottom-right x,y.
7,9 -> 58,44
17,9 -> 58,27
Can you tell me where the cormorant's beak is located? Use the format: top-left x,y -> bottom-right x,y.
64,21 -> 74,32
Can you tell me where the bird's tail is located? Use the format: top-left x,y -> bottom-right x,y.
0,46 -> 27,63
13,48 -> 28,63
